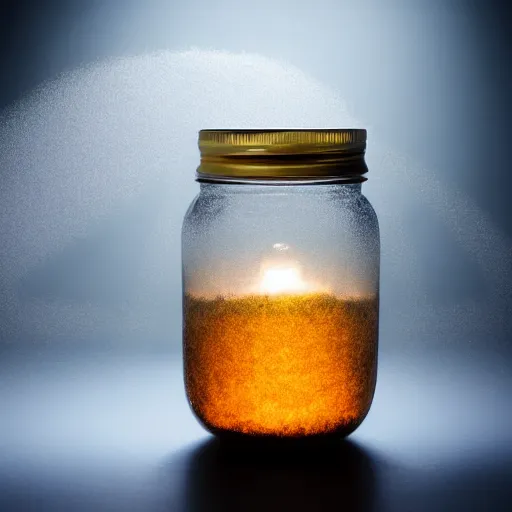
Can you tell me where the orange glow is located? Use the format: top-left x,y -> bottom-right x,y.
184,293 -> 378,437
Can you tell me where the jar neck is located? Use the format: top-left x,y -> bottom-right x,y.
198,181 -> 363,195
197,176 -> 365,186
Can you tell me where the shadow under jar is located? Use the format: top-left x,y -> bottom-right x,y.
182,129 -> 380,440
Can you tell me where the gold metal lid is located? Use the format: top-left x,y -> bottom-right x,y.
197,129 -> 368,182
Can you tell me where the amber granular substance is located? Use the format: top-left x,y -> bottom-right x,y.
184,293 -> 378,438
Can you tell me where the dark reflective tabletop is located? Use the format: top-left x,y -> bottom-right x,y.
1,345 -> 511,511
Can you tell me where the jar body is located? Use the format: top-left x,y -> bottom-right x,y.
182,182 -> 380,439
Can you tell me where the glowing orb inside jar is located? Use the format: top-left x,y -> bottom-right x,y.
259,265 -> 309,295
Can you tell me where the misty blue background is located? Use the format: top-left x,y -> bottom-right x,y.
1,0 -> 510,355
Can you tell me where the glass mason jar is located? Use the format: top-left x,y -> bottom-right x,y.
182,129 -> 379,439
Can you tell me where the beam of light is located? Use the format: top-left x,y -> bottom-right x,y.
0,49 -> 509,347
